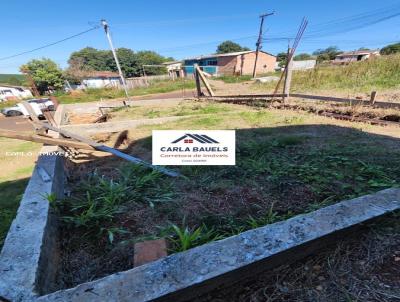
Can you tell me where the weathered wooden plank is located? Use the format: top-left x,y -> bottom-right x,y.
194,64 -> 202,97
203,94 -> 287,99
195,65 -> 215,97
289,93 -> 400,109
21,101 -> 40,123
37,122 -> 180,177
0,129 -> 96,150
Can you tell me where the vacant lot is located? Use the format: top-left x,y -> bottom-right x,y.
209,54 -> 400,104
0,138 -> 41,248
54,100 -> 400,295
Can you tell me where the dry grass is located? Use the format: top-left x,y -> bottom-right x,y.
194,215 -> 400,302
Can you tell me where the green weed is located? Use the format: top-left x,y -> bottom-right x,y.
164,223 -> 223,252
246,203 -> 279,229
55,164 -> 174,243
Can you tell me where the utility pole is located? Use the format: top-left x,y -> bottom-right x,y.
252,12 -> 274,78
101,19 -> 129,106
283,47 -> 293,103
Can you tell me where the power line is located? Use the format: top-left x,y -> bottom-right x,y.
153,4 -> 400,56
263,3 -> 400,40
0,26 -> 100,61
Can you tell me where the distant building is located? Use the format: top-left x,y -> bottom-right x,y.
162,61 -> 184,78
334,50 -> 380,64
82,71 -> 121,88
275,60 -> 317,71
0,85 -> 32,101
293,60 -> 317,70
183,50 -> 277,76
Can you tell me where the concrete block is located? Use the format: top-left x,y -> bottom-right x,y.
134,239 -> 168,267
37,189 -> 400,302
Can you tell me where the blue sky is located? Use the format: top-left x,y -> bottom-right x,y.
1,0 -> 400,73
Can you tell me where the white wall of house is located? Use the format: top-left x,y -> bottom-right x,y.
274,60 -> 317,71
82,77 -> 121,89
293,60 -> 317,70
0,86 -> 33,101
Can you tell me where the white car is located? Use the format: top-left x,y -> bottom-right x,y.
1,98 -> 55,117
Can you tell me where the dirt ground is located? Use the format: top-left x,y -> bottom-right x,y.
193,215 -> 400,302
0,115 -> 32,131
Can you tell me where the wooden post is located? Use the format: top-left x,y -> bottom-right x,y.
195,65 -> 215,97
283,48 -> 293,103
194,64 -> 202,97
0,129 -> 96,150
21,101 -> 40,123
370,91 -> 377,105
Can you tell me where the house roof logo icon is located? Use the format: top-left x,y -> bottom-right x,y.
172,134 -> 219,144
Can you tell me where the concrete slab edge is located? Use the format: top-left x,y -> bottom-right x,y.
37,188 -> 400,302
61,115 -> 190,135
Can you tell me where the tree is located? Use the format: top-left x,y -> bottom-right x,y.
67,47 -> 170,78
313,46 -> 342,63
20,58 -> 64,94
216,41 -> 250,54
380,43 -> 400,55
63,57 -> 89,84
294,53 -> 313,61
276,52 -> 288,67
136,51 -> 167,75
115,48 -> 141,77
68,47 -> 112,71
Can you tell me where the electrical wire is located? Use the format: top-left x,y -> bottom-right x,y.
0,26 -> 100,61
262,3 -> 400,41
146,4 -> 400,56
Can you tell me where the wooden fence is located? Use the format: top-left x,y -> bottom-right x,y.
122,75 -> 171,89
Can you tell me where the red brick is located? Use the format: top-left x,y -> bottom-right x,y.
134,238 -> 168,267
